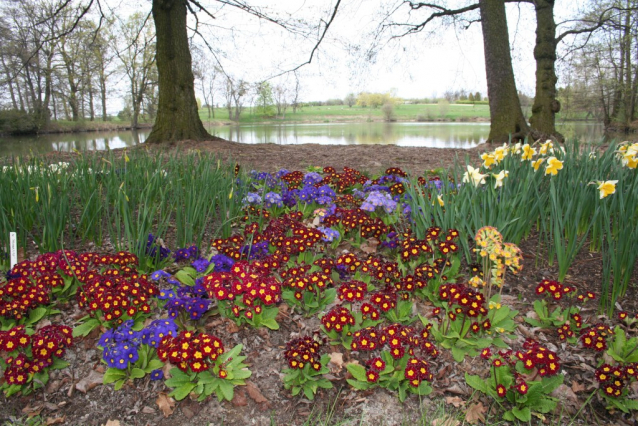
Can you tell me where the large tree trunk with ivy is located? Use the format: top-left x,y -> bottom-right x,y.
146,0 -> 210,144
529,0 -> 563,141
479,0 -> 529,142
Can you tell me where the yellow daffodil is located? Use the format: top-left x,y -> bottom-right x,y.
492,170 -> 509,189
493,146 -> 507,162
437,195 -> 444,207
531,158 -> 544,172
590,180 -> 618,199
462,165 -> 487,187
545,156 -> 563,176
626,156 -> 638,169
510,142 -> 522,155
481,153 -> 496,168
540,140 -> 554,155
588,151 -> 597,160
521,144 -> 536,161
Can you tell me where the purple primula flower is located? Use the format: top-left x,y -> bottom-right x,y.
303,172 -> 323,185
210,254 -> 235,272
298,185 -> 318,202
141,319 -> 178,347
191,257 -> 210,273
150,270 -> 171,281
150,369 -> 164,381
318,227 -> 340,243
360,191 -> 397,214
275,169 -> 290,179
264,192 -> 283,208
282,189 -> 299,207
243,192 -> 262,205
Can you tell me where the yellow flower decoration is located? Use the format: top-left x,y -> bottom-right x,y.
545,157 -> 563,176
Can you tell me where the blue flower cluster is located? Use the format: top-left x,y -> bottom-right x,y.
318,227 -> 340,243
191,257 -> 211,273
360,191 -> 398,214
145,234 -> 171,260
303,172 -> 323,185
240,240 -> 269,260
160,279 -> 211,321
173,245 -> 198,261
210,254 -> 235,272
243,192 -> 262,206
264,192 -> 283,208
295,184 -> 336,206
99,319 -> 177,369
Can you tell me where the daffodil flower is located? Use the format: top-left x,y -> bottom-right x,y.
462,165 -> 487,187
481,153 -> 496,168
510,142 -> 522,155
540,140 -> 554,155
493,146 -> 507,162
545,156 -> 563,176
531,158 -> 544,172
437,195 -> 444,207
590,180 -> 618,199
492,170 -> 509,189
521,144 -> 536,161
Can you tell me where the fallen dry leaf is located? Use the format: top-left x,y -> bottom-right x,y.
571,381 -> 586,393
232,388 -> 248,407
103,421 -> 120,426
45,417 -> 65,425
444,396 -> 465,408
551,384 -> 580,414
464,402 -> 486,424
432,416 -> 460,426
75,370 -> 103,393
329,352 -> 344,372
359,238 -> 379,254
156,393 -> 176,417
246,381 -> 268,403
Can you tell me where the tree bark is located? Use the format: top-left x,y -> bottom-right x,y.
479,0 -> 529,142
529,0 -> 563,141
146,0 -> 210,144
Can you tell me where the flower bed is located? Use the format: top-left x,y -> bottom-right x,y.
1,141 -> 638,424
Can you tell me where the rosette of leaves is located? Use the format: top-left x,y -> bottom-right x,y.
595,327 -> 638,413
99,319 -> 175,390
430,287 -> 517,362
0,324 -> 73,397
281,268 -> 336,317
346,351 -> 433,402
465,342 -> 564,422
163,343 -> 251,402
525,280 -> 580,329
282,336 -> 333,400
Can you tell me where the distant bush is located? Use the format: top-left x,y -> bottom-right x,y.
0,109 -> 38,135
381,102 -> 396,121
456,100 -> 489,105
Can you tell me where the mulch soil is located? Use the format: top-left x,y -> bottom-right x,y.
1,138 -> 638,426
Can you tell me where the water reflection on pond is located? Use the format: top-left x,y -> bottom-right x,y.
0,121 -> 607,157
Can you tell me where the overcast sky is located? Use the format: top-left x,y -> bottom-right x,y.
113,0 -> 590,105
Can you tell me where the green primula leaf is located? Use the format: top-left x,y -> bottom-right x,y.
72,318 -> 100,337
347,379 -> 372,390
232,369 -> 252,381
146,359 -> 164,372
169,383 -> 196,401
217,379 -> 235,401
260,318 -> 280,330
347,364 -> 368,382
465,373 -> 488,394
511,406 -> 531,421
27,307 -> 48,325
165,368 -> 193,387
114,378 -> 126,391
103,368 -> 128,384
175,270 -> 195,286
451,346 -> 467,362
130,368 -> 146,380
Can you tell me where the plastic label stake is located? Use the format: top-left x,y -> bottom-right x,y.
10,232 -> 17,269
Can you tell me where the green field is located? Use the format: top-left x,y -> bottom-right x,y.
199,103 -> 492,124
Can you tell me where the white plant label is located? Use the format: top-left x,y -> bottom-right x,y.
10,232 -> 17,269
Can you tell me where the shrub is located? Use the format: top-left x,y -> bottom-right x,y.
0,109 -> 38,135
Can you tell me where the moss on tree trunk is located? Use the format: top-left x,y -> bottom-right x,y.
146,0 -> 210,144
479,0 -> 529,143
529,0 -> 563,141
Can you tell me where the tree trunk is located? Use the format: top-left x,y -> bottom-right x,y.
146,0 -> 210,144
479,0 -> 529,142
529,0 -> 563,141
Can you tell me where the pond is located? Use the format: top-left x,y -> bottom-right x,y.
0,121 -> 606,157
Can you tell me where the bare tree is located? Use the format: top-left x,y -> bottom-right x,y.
273,83 -> 289,118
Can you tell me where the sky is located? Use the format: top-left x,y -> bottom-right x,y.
111,0 -> 590,107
